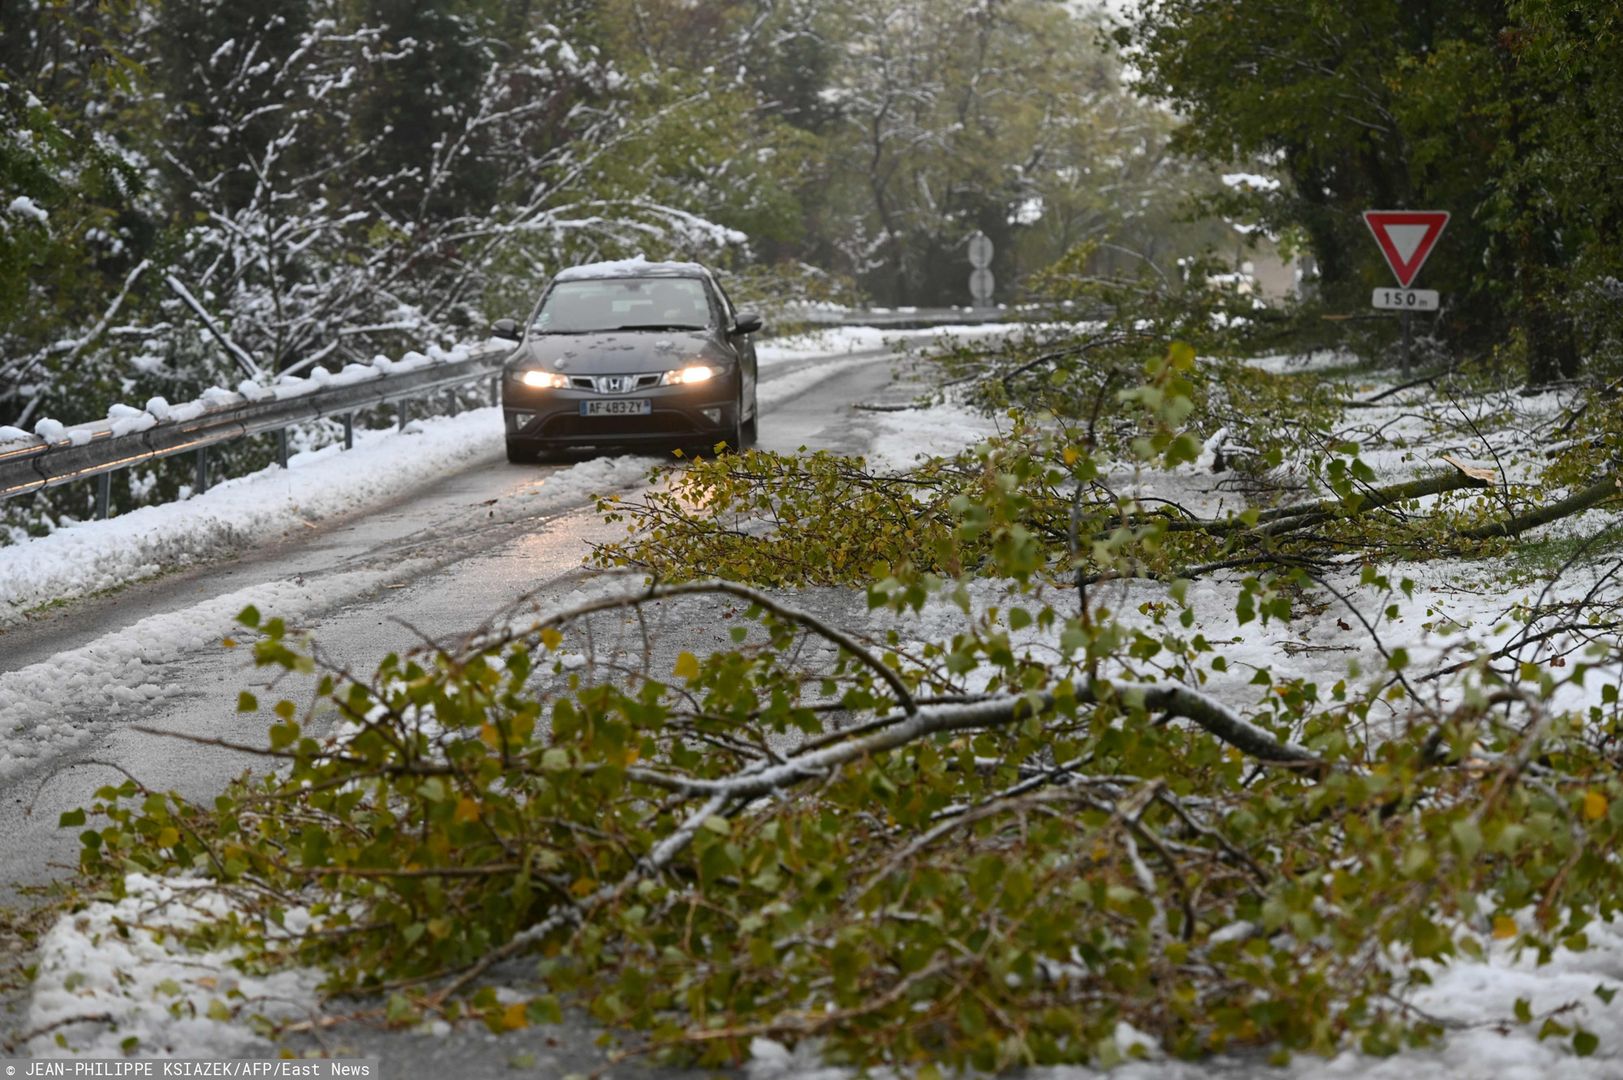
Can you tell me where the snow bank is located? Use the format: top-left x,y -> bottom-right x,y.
0,407 -> 504,626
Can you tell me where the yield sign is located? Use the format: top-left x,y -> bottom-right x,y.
1363,210 -> 1449,288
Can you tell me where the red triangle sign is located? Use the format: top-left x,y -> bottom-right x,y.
1363,210 -> 1450,288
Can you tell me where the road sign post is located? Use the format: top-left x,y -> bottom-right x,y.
1363,210 -> 1449,376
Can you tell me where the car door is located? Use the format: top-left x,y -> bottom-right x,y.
709,277 -> 756,409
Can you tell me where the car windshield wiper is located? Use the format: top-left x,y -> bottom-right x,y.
607,323 -> 707,332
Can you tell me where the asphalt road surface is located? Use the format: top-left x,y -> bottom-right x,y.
0,344 -> 921,1076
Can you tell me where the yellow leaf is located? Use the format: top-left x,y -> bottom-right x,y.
454,797 -> 480,824
502,1002 -> 529,1031
674,651 -> 700,680
156,827 -> 180,848
540,627 -> 563,651
220,637 -> 237,649
570,876 -> 596,898
1493,916 -> 1518,940
479,722 -> 502,749
1584,790 -> 1608,821
1062,446 -> 1079,466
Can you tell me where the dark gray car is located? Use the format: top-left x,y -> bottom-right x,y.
492,259 -> 762,462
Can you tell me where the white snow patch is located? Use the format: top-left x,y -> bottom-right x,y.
26,873 -> 322,1057
1222,172 -> 1281,192
866,401 -> 1001,473
1244,349 -> 1361,375
6,194 -> 49,223
553,255 -> 710,281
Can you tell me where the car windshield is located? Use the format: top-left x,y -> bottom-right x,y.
532,277 -> 713,333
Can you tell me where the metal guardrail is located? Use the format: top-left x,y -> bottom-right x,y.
0,346 -> 511,516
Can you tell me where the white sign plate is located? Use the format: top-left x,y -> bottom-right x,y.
1372,288 -> 1438,311
968,232 -> 993,269
969,267 -> 994,304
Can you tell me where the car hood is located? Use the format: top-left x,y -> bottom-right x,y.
507,330 -> 729,374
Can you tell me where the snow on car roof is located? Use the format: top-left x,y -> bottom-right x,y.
553,256 -> 711,282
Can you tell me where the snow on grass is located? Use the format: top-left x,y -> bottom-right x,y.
0,407 -> 505,627
26,874 -> 323,1058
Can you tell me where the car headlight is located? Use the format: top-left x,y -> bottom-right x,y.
520,369 -> 569,389
660,365 -> 714,386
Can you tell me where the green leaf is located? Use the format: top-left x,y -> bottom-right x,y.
1450,819 -> 1482,860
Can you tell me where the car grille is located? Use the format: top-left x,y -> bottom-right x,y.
569,374 -> 663,393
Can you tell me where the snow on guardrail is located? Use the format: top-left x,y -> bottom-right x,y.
0,343 -> 487,454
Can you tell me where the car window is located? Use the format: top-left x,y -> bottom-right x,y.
710,276 -> 738,321
532,278 -> 713,333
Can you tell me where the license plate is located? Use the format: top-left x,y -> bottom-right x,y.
580,399 -> 652,417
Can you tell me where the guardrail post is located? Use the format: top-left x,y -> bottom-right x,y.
96,473 -> 112,520
195,446 -> 209,495
276,428 -> 290,469
398,400 -> 408,431
343,413 -> 354,450
490,375 -> 499,405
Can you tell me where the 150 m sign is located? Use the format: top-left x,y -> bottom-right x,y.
1372,288 -> 1439,311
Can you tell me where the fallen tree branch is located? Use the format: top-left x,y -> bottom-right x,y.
1460,470 -> 1622,540
1343,367 -> 1453,408
1151,466 -> 1492,542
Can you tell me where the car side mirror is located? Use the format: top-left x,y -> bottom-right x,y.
491,318 -> 521,341
732,312 -> 763,336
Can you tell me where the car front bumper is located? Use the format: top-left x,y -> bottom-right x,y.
501,375 -> 739,449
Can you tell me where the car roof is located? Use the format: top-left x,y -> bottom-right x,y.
552,256 -> 711,283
